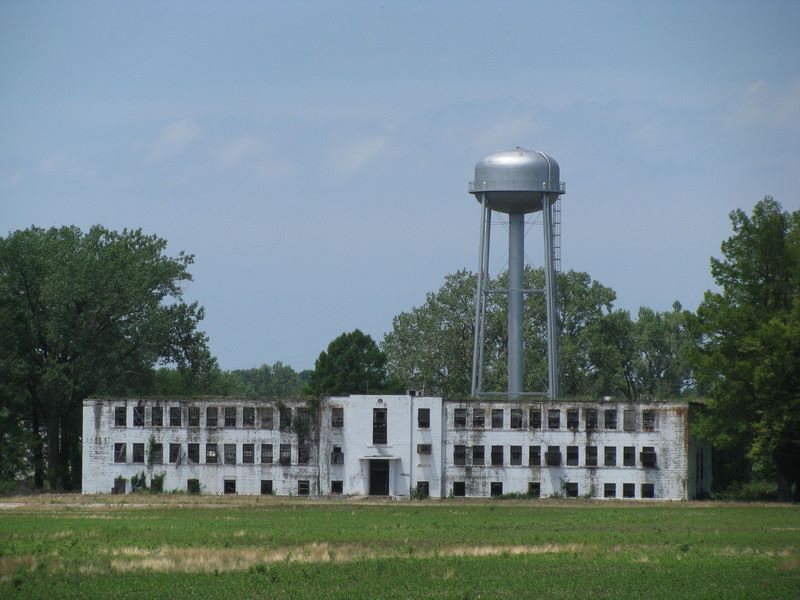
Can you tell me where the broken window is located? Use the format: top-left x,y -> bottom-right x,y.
642,410 -> 656,432
132,443 -> 144,464
225,406 -> 237,427
565,482 -> 579,497
567,446 -> 579,466
604,409 -> 617,430
224,480 -> 236,495
151,406 -> 163,427
184,406 -> 197,427
472,445 -> 485,466
261,444 -> 273,464
586,446 -> 598,467
112,477 -> 126,494
510,409 -> 523,429
187,479 -> 200,494
529,407 -> 542,429
623,483 -> 635,498
331,407 -> 344,428
169,443 -> 181,464
133,406 -> 144,427
454,445 -> 467,466
114,407 -> 126,427
150,476 -> 163,492
510,445 -> 522,466
224,444 -> 236,465
332,446 -> 344,463
261,480 -> 273,495
604,483 -> 616,498
114,443 -> 126,463
243,443 -> 254,464
187,443 -> 199,464
169,406 -> 182,427
150,443 -> 163,465
640,446 -> 657,467
331,480 -> 344,494
548,409 -> 560,429
529,446 -> 541,466
566,409 -> 578,430
416,481 -> 429,498
490,482 -> 503,497
623,446 -> 635,467
298,443 -> 311,464
279,406 -> 292,430
453,481 -> 466,497
491,409 -> 504,428
472,409 -> 485,428
528,482 -> 541,497
491,445 -> 503,466
373,408 -> 387,444
206,444 -> 218,464
641,483 -> 655,498
623,409 -> 635,431
279,444 -> 291,465
260,406 -> 274,429
297,480 -> 310,496
243,407 -> 255,427
585,408 -> 597,430
604,446 -> 616,467
545,446 -> 561,466
296,408 -> 310,432
206,406 -> 218,428
454,408 -> 467,428
416,444 -> 431,455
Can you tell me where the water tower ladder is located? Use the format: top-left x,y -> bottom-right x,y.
552,198 -> 561,273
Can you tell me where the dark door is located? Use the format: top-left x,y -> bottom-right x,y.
369,459 -> 390,495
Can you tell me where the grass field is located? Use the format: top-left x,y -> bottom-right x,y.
1,495 -> 798,599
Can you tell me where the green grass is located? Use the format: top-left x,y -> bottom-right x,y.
1,495 -> 798,598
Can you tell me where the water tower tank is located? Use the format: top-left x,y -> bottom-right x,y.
468,147 -> 563,214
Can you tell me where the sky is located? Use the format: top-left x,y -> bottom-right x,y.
2,1 -> 799,371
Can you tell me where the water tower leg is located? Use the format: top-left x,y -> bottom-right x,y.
471,198 -> 490,396
542,195 -> 560,399
508,212 -> 524,397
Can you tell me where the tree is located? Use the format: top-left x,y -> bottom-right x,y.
0,226 -> 213,490
307,330 -> 392,396
692,197 -> 800,500
229,362 -> 306,397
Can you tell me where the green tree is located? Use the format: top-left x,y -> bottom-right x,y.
307,330 -> 392,396
230,362 -> 306,397
692,197 -> 800,500
0,226 -> 213,490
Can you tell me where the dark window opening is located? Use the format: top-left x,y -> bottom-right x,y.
114,407 -> 126,427
566,409 -> 579,430
545,446 -> 561,466
453,481 -> 466,497
224,444 -> 236,465
243,407 -> 255,427
604,483 -> 616,498
279,406 -> 292,430
623,409 -> 635,432
623,483 -> 635,498
261,444 -> 273,464
243,443 -> 254,464
491,445 -> 503,466
224,480 -> 236,495
605,409 -> 617,430
567,446 -> 579,466
169,406 -> 182,427
150,443 -> 163,465
454,445 -> 466,466
187,479 -> 200,494
279,443 -> 291,465
331,480 -> 344,494
132,443 -> 145,464
454,408 -> 467,428
585,408 -> 597,430
224,406 -> 237,428
472,445 -> 485,466
510,445 -> 522,466
332,446 -> 344,464
623,446 -> 636,467
565,482 -> 579,497
114,443 -> 126,463
641,447 -> 657,467
133,406 -> 144,427
206,407 -> 218,428
417,408 -> 430,428
151,406 -> 163,427
643,410 -> 656,432
529,408 -> 542,429
416,444 -> 431,455
548,409 -> 560,429
529,446 -> 541,466
491,409 -> 503,428
188,407 -> 200,427
260,407 -> 274,429
511,409 -> 523,429
169,443 -> 181,464
586,446 -> 598,467
604,446 -> 616,467
490,482 -> 503,497
332,407 -> 344,428
112,477 -> 126,494
641,483 -> 655,498
473,409 -> 485,428
528,482 -> 541,497
150,476 -> 163,492
373,408 -> 387,445
187,443 -> 199,464
416,481 -> 429,498
261,480 -> 273,495
298,443 -> 310,465
206,444 -> 218,464
298,480 -> 310,496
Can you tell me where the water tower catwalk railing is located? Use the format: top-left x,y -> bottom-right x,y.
468,148 -> 565,399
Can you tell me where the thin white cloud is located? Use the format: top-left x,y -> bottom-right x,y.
724,78 -> 800,130
332,135 -> 389,175
38,153 -> 95,180
148,119 -> 201,161
217,136 -> 268,168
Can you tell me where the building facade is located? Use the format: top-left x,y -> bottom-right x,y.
82,395 -> 711,499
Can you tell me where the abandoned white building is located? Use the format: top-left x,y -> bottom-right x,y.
82,394 -> 711,500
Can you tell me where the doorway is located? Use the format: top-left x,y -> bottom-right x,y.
369,459 -> 390,495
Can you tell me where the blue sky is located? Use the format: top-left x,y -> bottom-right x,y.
2,1 -> 799,371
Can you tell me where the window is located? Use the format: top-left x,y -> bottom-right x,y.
453,481 -> 466,497
548,409 -> 560,429
604,409 -> 617,430
298,480 -> 310,496
545,446 -> 561,466
297,408 -> 310,431
585,408 -> 597,430
416,481 -> 429,498
623,483 -> 635,498
490,482 -> 503,497
529,446 -> 541,466
332,407 -> 344,428
373,408 -> 387,444
604,446 -> 616,467
298,443 -> 311,465
565,482 -> 579,497
642,410 -> 656,432
331,480 -> 344,494
188,443 -> 199,464
114,443 -> 126,463
224,444 -> 236,465
279,444 -> 291,465
206,444 -> 218,464
151,406 -> 163,427
623,409 -> 635,431
454,445 -> 466,466
243,443 -> 254,464
184,406 -> 197,427
224,407 -> 236,427
416,444 -> 431,455
169,443 -> 181,464
604,483 -> 616,498
491,409 -> 503,428
170,406 -> 182,427
472,445 -> 485,466
261,480 -> 273,495
114,407 -> 126,427
528,482 -> 541,497
623,446 -> 636,467
206,406 -> 218,428
641,483 -> 655,498
586,446 -> 598,467
187,479 -> 200,494
510,409 -> 523,429
133,406 -> 144,427
641,446 -> 657,467
473,409 -> 485,428
243,407 -> 255,427
224,480 -> 236,495
510,445 -> 522,466
332,446 -> 344,464
113,477 -> 126,494
261,444 -> 273,464
132,443 -> 144,463
529,408 -> 542,429
491,445 -> 503,466
260,407 -> 274,429
567,446 -> 579,466
150,443 -> 163,465
566,409 -> 578,430
279,406 -> 292,430
453,408 -> 467,428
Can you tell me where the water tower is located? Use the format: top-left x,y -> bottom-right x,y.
468,148 -> 565,399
